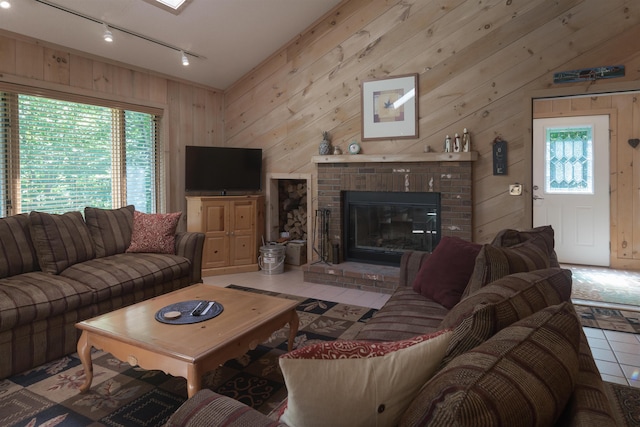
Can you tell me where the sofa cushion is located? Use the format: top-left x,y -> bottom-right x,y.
355,287 -> 449,342
462,235 -> 552,298
0,213 -> 39,279
84,205 -> 134,258
439,268 -> 573,365
127,211 -> 181,254
556,333 -> 618,424
29,211 -> 96,274
165,389 -> 285,427
279,330 -> 452,427
60,252 -> 191,301
492,225 -> 560,267
412,236 -> 481,309
400,302 -> 581,427
442,268 -> 573,329
0,272 -> 93,331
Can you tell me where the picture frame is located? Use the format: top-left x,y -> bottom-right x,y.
361,73 -> 418,141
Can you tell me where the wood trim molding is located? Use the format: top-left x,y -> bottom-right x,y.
311,151 -> 478,164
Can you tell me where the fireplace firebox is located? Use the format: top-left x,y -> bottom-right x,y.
343,191 -> 441,266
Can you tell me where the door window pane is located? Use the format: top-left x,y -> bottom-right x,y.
545,126 -> 593,194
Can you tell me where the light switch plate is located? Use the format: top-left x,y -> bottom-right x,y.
509,184 -> 522,196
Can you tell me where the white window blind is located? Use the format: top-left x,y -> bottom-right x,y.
0,92 -> 160,216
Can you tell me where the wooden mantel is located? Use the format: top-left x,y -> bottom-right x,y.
312,152 -> 478,164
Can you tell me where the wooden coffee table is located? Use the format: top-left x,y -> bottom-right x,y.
75,284 -> 299,397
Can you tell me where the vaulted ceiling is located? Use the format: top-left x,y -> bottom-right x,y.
0,0 -> 342,89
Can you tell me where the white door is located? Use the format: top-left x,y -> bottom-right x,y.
533,115 -> 610,266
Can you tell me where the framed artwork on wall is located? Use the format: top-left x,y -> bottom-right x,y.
361,73 -> 418,141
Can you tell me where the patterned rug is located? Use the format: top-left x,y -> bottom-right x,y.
574,305 -> 640,334
1,286 -> 639,427
568,264 -> 640,307
0,286 -> 376,427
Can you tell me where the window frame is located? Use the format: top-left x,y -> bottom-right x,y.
0,82 -> 165,216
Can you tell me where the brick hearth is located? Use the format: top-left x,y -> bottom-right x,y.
303,154 -> 476,293
304,261 -> 399,294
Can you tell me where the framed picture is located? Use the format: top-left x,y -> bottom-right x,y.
361,73 -> 418,141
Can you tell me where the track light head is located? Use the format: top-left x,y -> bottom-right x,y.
181,50 -> 189,66
103,24 -> 113,43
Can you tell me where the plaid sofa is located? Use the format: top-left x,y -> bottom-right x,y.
166,227 -> 621,427
0,206 -> 204,379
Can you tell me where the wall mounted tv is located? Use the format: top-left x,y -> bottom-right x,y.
185,146 -> 262,194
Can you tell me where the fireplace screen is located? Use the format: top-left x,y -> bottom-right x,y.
343,191 -> 440,266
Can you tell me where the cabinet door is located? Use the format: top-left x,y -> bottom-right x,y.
202,202 -> 229,268
229,200 -> 256,265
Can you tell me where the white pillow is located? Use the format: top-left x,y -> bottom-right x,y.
278,329 -> 453,427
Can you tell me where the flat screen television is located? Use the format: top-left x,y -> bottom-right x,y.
185,146 -> 262,193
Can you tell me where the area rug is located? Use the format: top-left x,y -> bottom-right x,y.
0,286 -> 376,427
2,286 -> 639,427
568,264 -> 640,307
574,305 -> 640,333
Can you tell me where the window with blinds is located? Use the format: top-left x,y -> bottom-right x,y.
0,92 -> 160,216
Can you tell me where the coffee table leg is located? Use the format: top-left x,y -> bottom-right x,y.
77,331 -> 93,393
186,365 -> 202,398
287,310 -> 300,351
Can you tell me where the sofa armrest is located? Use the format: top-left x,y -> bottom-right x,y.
399,250 -> 431,287
175,232 -> 205,284
165,389 -> 286,427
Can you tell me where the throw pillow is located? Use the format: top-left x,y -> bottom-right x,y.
399,302 -> 581,427
126,211 -> 181,254
462,235 -> 552,298
29,211 -> 96,274
84,205 -> 135,258
278,330 -> 453,427
439,268 -> 572,365
492,225 -> 560,267
412,236 -> 481,308
0,213 -> 39,278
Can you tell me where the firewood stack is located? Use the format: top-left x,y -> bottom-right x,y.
279,181 -> 307,240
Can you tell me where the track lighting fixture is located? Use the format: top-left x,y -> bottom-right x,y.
103,24 -> 113,43
0,1 -> 11,9
33,0 -> 203,66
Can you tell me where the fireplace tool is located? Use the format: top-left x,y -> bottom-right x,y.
312,208 -> 332,265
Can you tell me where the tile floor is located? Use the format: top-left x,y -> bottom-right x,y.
203,267 -> 640,388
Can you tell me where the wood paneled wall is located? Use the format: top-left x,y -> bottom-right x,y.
224,0 -> 640,248
0,30 -> 224,228
534,93 -> 640,270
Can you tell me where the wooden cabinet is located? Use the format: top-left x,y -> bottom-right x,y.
186,195 -> 264,277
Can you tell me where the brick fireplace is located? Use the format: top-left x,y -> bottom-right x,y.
303,152 -> 477,293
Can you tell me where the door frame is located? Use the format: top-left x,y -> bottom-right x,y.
524,81 -> 640,267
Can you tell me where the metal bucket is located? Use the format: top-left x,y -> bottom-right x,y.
258,245 -> 286,275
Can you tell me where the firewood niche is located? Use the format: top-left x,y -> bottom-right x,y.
279,180 -> 307,240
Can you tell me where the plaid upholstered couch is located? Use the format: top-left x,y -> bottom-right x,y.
166,227 -> 618,427
0,206 -> 204,379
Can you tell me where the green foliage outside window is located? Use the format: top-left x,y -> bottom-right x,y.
1,93 -> 159,215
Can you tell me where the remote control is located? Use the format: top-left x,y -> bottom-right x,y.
191,301 -> 207,316
200,301 -> 214,316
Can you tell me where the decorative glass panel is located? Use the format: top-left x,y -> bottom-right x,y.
545,126 -> 593,194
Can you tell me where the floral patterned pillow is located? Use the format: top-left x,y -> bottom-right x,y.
126,211 -> 181,254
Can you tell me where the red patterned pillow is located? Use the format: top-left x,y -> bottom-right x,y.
412,236 -> 482,308
126,211 -> 181,254
279,330 -> 452,427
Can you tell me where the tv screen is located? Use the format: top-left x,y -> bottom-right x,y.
185,146 -> 262,193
